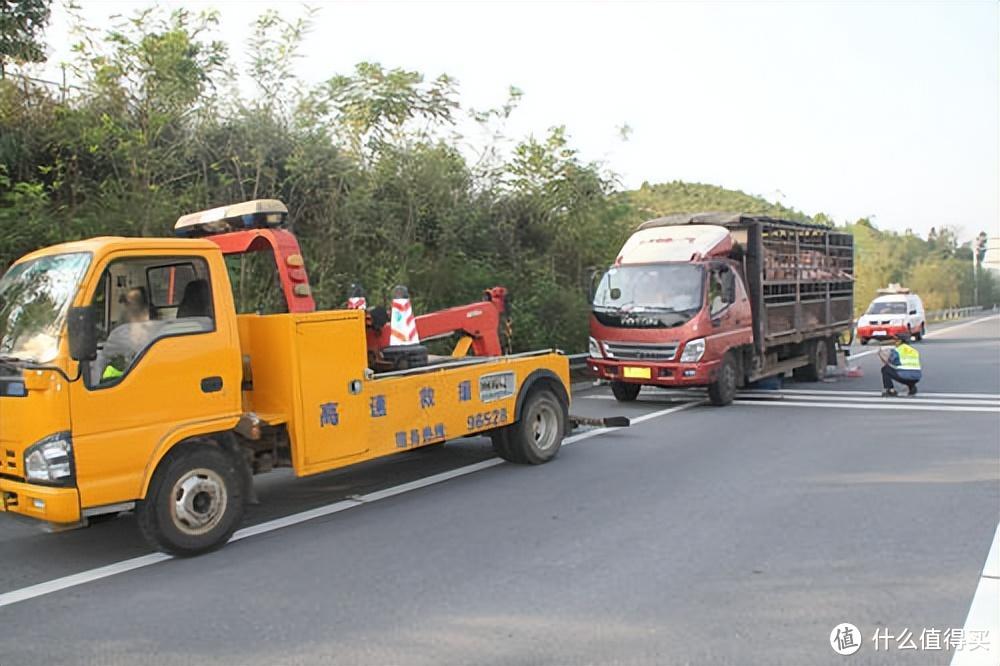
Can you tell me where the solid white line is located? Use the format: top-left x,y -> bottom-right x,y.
983,524 -> 1000,580
578,389 -> 1000,405
353,460 -> 504,503
926,314 -> 1000,338
951,522 -> 1000,666
0,552 -> 171,608
739,394 -> 999,407
735,400 -> 999,414
0,401 -> 700,609
230,499 -> 363,541
758,389 -> 1000,400
848,314 -> 999,359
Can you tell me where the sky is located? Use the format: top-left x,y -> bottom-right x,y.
36,0 -> 1000,242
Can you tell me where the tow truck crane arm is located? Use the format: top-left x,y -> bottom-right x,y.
177,201 -> 510,360
370,287 -> 509,358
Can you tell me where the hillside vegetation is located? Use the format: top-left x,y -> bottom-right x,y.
0,5 -> 993,355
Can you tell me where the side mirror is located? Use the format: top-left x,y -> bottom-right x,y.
609,287 -> 622,300
67,306 -> 98,361
721,271 -> 737,304
588,268 -> 604,301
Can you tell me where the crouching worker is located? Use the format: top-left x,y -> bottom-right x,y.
879,332 -> 922,397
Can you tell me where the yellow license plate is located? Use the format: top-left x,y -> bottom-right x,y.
623,366 -> 651,379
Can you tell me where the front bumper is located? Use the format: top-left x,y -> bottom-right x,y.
858,323 -> 909,339
588,358 -> 722,386
0,477 -> 81,525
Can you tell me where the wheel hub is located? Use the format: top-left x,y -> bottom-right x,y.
170,468 -> 228,536
530,403 -> 559,452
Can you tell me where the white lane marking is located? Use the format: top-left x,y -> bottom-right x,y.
739,394 -> 998,407
582,394 -> 685,401
926,314 -> 1000,338
756,389 -> 1000,400
582,391 -> 1000,406
0,553 -> 171,608
983,524 -> 1000,580
735,400 -> 999,414
230,499 -> 363,541
951,522 -> 1000,666
0,401 -> 700,608
849,313 -> 999,359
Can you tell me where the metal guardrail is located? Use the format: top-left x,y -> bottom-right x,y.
567,352 -> 590,371
925,305 -> 992,322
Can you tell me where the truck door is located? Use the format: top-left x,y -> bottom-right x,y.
69,254 -> 241,508
707,263 -> 752,340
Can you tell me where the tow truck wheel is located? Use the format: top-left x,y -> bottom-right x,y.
708,353 -> 738,406
610,381 -> 641,402
491,389 -> 566,465
136,443 -> 245,557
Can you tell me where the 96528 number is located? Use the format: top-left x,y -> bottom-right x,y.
467,408 -> 508,431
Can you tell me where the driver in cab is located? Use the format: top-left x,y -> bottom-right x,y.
91,287 -> 164,384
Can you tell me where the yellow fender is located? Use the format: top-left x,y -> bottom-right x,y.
139,414 -> 243,498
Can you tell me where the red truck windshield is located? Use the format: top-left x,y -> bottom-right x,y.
593,264 -> 704,327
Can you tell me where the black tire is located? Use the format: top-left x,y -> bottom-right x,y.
136,443 -> 246,557
610,381 -> 641,402
491,389 -> 566,464
914,324 -> 925,341
859,337 -> 868,346
708,353 -> 738,406
794,339 -> 828,382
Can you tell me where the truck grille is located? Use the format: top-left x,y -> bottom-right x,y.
2,448 -> 18,475
604,342 -> 678,362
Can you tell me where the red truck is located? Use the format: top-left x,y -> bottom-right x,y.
588,213 -> 854,405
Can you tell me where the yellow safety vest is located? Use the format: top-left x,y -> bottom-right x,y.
895,344 -> 921,371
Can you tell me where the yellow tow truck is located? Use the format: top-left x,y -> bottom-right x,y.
0,200 -> 571,555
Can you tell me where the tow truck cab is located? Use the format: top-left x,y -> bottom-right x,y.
0,200 -> 570,555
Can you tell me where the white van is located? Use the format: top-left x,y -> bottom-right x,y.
857,293 -> 926,344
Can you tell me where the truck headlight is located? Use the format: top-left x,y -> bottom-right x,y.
24,432 -> 74,485
889,318 -> 903,326
588,336 -> 603,358
679,338 -> 705,363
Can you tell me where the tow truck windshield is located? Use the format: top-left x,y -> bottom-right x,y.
592,264 -> 704,328
0,252 -> 91,364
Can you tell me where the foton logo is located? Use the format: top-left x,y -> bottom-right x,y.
620,315 -> 660,327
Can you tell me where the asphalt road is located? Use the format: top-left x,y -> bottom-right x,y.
0,315 -> 997,665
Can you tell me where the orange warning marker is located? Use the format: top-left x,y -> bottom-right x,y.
389,285 -> 420,346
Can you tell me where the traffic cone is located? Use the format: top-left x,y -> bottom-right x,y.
346,283 -> 367,310
389,285 -> 420,346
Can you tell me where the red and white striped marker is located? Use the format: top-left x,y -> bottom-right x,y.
390,285 -> 419,346
346,284 -> 366,310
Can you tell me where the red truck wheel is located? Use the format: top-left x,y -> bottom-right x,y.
610,381 -> 641,402
708,354 -> 738,406
794,339 -> 828,382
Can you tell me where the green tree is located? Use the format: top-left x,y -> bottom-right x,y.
0,0 -> 51,75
